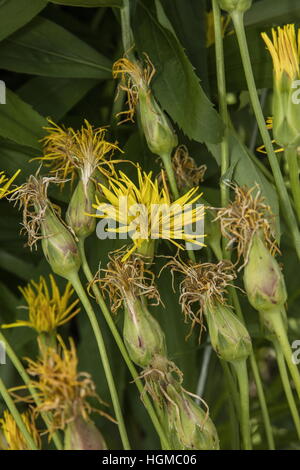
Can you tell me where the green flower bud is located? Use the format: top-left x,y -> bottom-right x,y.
139,90 -> 178,157
64,417 -> 107,450
166,384 -> 219,450
243,233 -> 287,311
66,179 -> 96,241
123,296 -> 166,367
272,74 -> 300,147
218,0 -> 252,13
205,302 -> 252,362
41,206 -> 81,279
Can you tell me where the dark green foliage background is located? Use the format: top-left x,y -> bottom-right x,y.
0,0 -> 299,449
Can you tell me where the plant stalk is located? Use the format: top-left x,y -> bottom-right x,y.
231,10 -> 300,260
68,270 -> 131,450
232,359 -> 252,450
78,239 -> 171,450
0,377 -> 38,450
285,146 -> 300,222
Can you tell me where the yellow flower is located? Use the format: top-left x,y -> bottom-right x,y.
38,119 -> 122,187
262,25 -> 300,82
0,169 -> 20,199
0,410 -> 40,450
14,336 -> 112,433
262,25 -> 300,147
2,275 -> 80,334
91,168 -> 205,260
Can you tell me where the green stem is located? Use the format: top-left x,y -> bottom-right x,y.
78,239 -> 171,450
231,10 -> 300,260
273,339 -> 300,439
0,331 -> 63,450
161,152 -> 180,200
120,0 -> 134,58
212,0 -> 230,212
232,360 -> 252,450
0,377 -> 38,450
261,308 -> 300,400
221,360 -> 240,449
68,271 -> 131,450
285,146 -> 300,222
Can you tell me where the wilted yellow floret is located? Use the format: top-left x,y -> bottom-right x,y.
0,410 -> 40,450
2,275 -> 79,333
39,120 -> 122,187
0,169 -> 20,199
14,337 -> 112,434
91,168 -> 205,260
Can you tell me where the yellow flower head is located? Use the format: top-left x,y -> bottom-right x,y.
262,24 -> 300,82
16,336 -> 111,433
39,120 -> 122,187
0,410 -> 40,450
0,169 -> 20,199
112,54 -> 155,124
2,275 -> 80,334
91,168 -> 205,261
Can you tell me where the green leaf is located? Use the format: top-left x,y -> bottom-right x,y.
0,0 -> 47,42
133,0 -> 224,144
0,16 -> 112,78
51,0 -> 123,6
18,77 -> 100,121
208,131 -> 280,238
0,90 -> 47,150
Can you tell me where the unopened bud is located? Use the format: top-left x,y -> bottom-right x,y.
166,384 -> 219,450
66,179 -> 96,241
64,417 -> 107,450
218,0 -> 252,13
205,302 -> 252,362
139,90 -> 178,157
123,295 -> 166,367
272,74 -> 300,147
41,206 -> 81,279
243,233 -> 287,311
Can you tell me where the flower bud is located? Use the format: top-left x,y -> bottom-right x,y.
123,295 -> 166,367
41,206 -> 81,279
138,89 -> 178,157
272,74 -> 300,147
66,179 -> 96,241
218,0 -> 252,13
166,384 -> 219,450
64,417 -> 107,450
243,233 -> 287,311
205,302 -> 252,363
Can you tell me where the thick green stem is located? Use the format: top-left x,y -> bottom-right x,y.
161,152 -> 180,200
78,240 -> 171,450
68,271 -> 131,450
231,10 -> 300,260
232,360 -> 252,450
221,360 -> 240,449
0,377 -> 38,450
273,339 -> 300,439
212,0 -> 230,214
261,308 -> 300,400
285,146 -> 300,222
0,331 -> 63,450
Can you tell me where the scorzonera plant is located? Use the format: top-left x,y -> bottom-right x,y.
0,0 -> 299,452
